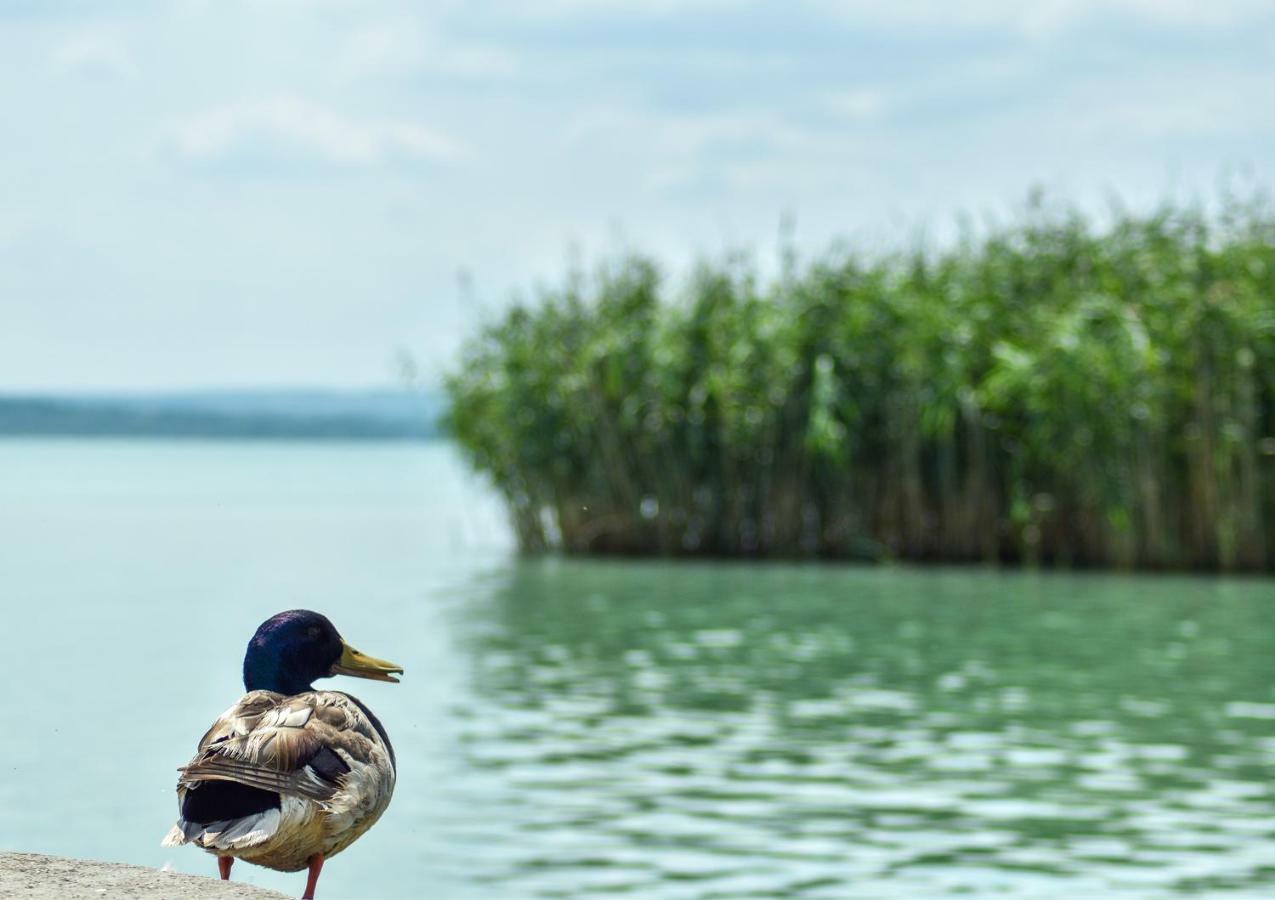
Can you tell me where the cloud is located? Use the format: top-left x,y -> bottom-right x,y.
562,104 -> 864,199
161,95 -> 466,167
468,0 -> 754,21
823,88 -> 891,121
806,0 -> 1274,36
50,28 -> 137,79
1056,68 -> 1275,143
337,18 -> 517,81
567,106 -> 813,159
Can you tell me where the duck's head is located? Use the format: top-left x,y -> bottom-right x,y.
242,609 -> 403,695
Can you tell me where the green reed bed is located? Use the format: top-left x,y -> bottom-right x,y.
445,197 -> 1275,569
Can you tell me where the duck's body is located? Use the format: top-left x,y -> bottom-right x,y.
163,610 -> 402,898
163,689 -> 396,871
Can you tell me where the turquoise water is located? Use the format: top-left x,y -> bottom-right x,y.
2,440 -> 1275,897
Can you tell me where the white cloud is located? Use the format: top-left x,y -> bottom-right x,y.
162,95 -> 466,166
563,105 -> 866,198
50,28 -> 137,79
337,19 -> 517,81
824,88 -> 891,121
476,0 -> 753,20
808,0 -> 1273,36
1057,69 -> 1275,143
567,106 -> 816,159
1087,0 -> 1272,27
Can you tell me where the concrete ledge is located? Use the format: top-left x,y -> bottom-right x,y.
0,852 -> 289,899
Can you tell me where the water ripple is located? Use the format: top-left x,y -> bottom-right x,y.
445,562 -> 1275,897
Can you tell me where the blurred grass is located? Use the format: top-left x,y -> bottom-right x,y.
445,193 -> 1275,569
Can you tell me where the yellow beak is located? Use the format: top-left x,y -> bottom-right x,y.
331,641 -> 403,683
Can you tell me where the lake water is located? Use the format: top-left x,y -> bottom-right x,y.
2,440 -> 1275,898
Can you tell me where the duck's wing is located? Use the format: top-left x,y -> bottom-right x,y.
175,690 -> 355,803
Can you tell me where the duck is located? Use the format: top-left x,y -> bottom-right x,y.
162,610 -> 403,899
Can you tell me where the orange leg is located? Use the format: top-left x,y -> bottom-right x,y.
218,856 -> 233,880
302,853 -> 325,900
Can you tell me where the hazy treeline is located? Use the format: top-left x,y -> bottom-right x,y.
446,196 -> 1275,570
0,392 -> 440,441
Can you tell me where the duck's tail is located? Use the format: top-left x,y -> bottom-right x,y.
161,779 -> 284,850
161,808 -> 282,850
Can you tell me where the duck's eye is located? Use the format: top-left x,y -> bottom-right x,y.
307,626 -> 321,639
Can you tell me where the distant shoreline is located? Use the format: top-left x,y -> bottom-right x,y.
0,431 -> 438,442
0,388 -> 443,441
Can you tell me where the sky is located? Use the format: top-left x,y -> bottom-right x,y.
2,0 -> 1273,392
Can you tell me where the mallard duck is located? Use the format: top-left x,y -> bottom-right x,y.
162,610 -> 403,899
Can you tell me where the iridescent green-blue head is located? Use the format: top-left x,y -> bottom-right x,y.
242,609 -> 403,695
